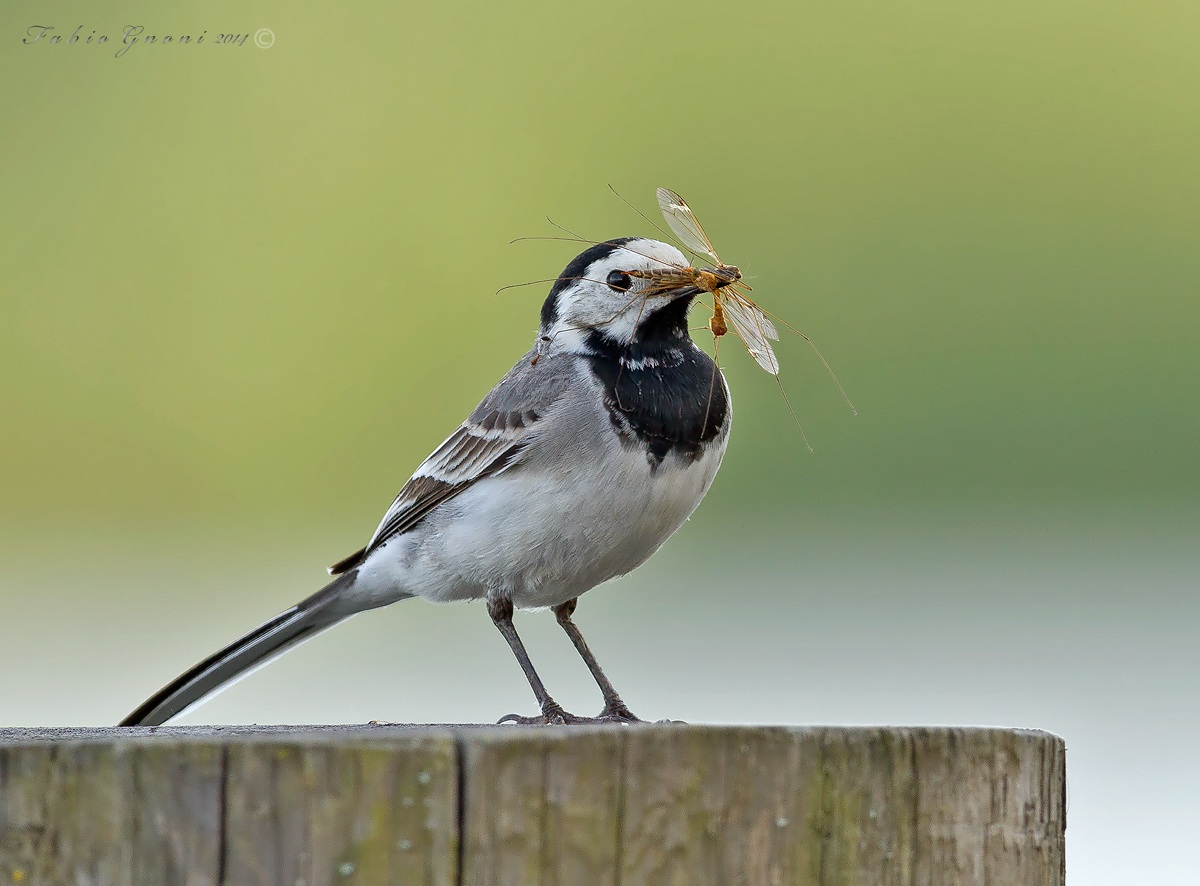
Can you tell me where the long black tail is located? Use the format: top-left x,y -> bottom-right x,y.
119,571 -> 360,727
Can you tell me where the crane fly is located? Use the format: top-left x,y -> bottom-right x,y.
626,187 -> 856,449
628,187 -> 781,375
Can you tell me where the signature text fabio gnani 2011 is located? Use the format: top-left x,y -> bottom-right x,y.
21,25 -> 276,57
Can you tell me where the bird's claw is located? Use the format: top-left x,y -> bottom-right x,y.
497,701 -> 589,726
595,700 -> 642,723
497,700 -> 648,726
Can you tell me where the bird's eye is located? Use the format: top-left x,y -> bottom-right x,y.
606,270 -> 633,292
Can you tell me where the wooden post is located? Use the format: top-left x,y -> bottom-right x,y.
0,725 -> 1064,885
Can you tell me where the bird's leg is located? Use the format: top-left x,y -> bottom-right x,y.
488,597 -> 580,725
553,598 -> 642,722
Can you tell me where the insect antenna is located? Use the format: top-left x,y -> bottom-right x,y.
543,216 -> 693,272
495,276 -> 571,295
509,234 -> 596,247
510,235 -> 692,274
546,206 -> 701,276
494,275 -> 603,296
607,184 -> 678,246
544,216 -> 591,243
511,221 -> 694,274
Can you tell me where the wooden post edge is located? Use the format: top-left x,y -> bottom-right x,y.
0,725 -> 1065,885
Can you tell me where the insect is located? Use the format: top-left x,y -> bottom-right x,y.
508,188 -> 855,444
629,187 -> 782,375
634,187 -> 857,449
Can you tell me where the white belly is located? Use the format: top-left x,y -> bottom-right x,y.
356,433 -> 728,610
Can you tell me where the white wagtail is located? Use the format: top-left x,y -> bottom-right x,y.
120,235 -> 736,726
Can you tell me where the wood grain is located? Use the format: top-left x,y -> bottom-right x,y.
0,725 -> 1065,885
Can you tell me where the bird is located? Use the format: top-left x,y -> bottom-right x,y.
119,236 -> 733,727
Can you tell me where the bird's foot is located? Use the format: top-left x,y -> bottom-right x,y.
594,700 -> 643,723
497,700 -> 591,726
497,700 -> 656,726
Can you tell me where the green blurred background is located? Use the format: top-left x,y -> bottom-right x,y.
2,1 -> 1196,882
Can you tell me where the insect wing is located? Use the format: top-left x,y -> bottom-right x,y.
656,187 -> 719,261
720,292 -> 781,375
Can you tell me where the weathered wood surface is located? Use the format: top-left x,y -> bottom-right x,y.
0,725 -> 1065,886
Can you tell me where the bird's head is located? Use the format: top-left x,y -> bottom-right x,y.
537,238 -> 704,354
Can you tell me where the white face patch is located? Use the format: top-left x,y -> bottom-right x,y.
543,239 -> 690,350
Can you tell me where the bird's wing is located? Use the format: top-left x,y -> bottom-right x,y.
329,349 -> 573,574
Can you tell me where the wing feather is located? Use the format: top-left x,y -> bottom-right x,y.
367,423 -> 523,552
329,352 -> 570,575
